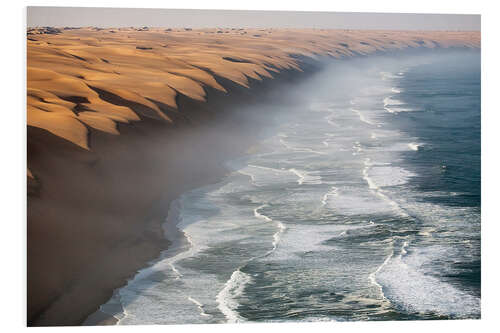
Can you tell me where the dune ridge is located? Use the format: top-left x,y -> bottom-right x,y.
27,28 -> 479,176
26,28 -> 479,326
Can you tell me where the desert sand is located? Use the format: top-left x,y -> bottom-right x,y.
26,27 -> 480,326
27,27 -> 480,158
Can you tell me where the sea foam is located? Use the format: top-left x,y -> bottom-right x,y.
376,245 -> 480,318
216,270 -> 252,323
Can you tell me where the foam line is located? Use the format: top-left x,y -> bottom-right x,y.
169,263 -> 182,279
280,138 -> 327,155
289,168 -> 305,185
216,270 -> 252,323
376,245 -> 481,317
351,108 -> 375,125
368,246 -> 395,300
254,205 -> 272,222
254,205 -> 286,252
188,296 -> 211,318
238,169 -> 256,183
408,143 -> 420,151
362,158 -> 408,216
321,187 -> 339,206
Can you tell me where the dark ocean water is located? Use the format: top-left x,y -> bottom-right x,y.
388,54 -> 481,299
395,54 -> 481,208
95,50 -> 481,324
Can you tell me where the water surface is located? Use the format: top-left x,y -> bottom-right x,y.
98,50 -> 481,324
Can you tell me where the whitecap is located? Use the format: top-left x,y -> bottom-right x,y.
289,168 -> 322,185
216,270 -> 252,323
376,246 -> 480,318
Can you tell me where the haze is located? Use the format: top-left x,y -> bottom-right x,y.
27,7 -> 480,31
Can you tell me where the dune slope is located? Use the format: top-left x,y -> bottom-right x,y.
27,27 -> 479,162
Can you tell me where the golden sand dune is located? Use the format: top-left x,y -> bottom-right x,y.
27,28 -> 480,172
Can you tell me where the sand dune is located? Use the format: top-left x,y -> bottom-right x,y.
27,27 -> 479,170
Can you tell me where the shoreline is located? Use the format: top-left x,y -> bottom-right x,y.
28,52 -> 326,326
27,28 -> 480,326
84,125 -> 281,325
107,51 -> 481,323
85,197 -> 184,325
85,49 -> 481,326
85,144 -> 278,325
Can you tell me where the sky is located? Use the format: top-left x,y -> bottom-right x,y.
27,7 -> 480,31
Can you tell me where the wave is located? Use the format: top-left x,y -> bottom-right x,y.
254,204 -> 273,222
376,243 -> 480,318
238,164 -> 297,187
362,159 -> 408,216
384,142 -> 422,152
279,137 -> 327,155
289,168 -> 306,185
369,245 -> 394,301
216,201 -> 287,323
383,96 -> 404,106
366,165 -> 416,188
408,143 -> 422,151
97,289 -> 128,324
383,96 -> 415,113
216,269 -> 252,323
289,168 -> 322,185
272,221 -> 286,253
384,106 -> 414,114
351,108 -> 376,125
169,263 -> 182,280
323,191 -> 396,216
237,169 -> 257,183
380,71 -> 402,80
254,204 -> 286,254
321,186 -> 339,206
247,164 -> 284,172
362,159 -> 378,190
187,296 -> 211,318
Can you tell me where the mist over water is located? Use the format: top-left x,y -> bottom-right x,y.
97,50 -> 481,324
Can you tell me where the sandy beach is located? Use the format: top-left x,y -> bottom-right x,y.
27,27 -> 480,326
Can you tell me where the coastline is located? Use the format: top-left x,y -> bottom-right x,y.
85,197 -> 184,325
84,48 -> 480,326
114,51 -> 480,323
28,54 -> 326,326
26,27 -> 480,326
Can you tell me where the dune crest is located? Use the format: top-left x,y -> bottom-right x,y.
27,27 -> 480,176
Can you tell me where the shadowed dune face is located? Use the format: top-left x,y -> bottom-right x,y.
27,28 -> 480,173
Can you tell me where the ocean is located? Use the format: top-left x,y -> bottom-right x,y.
97,50 -> 481,324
